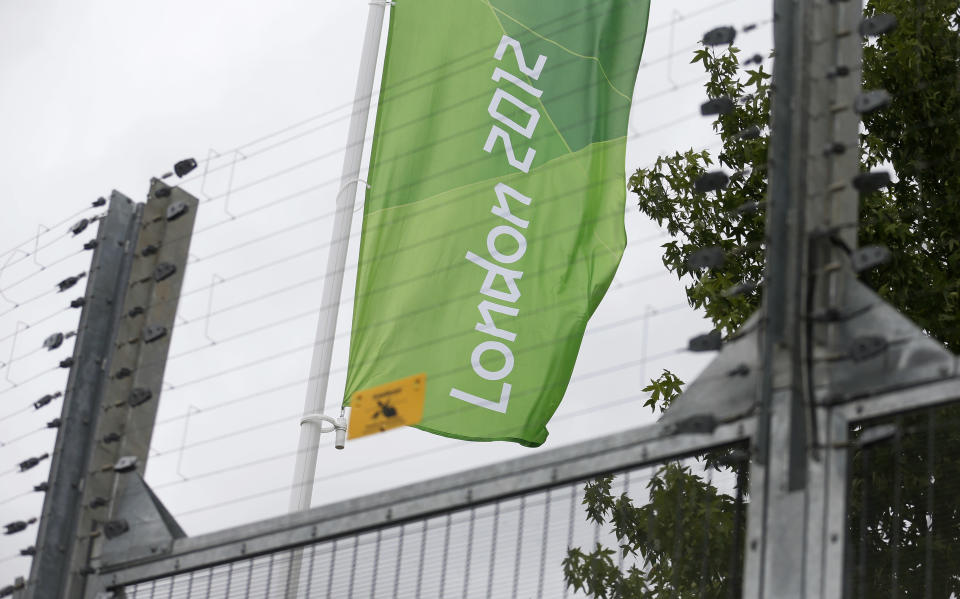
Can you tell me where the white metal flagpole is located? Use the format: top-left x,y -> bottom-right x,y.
288,0 -> 388,514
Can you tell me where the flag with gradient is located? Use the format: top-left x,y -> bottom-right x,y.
344,0 -> 651,446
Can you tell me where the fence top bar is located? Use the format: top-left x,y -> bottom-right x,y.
838,369 -> 960,423
94,417 -> 752,588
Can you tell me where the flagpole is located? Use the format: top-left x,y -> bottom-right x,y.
288,0 -> 387,515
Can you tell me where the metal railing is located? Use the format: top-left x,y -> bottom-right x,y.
845,400 -> 960,598
89,419 -> 752,598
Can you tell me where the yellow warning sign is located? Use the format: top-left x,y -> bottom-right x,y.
348,373 -> 426,440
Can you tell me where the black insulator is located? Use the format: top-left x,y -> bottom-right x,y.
174,158 -> 198,177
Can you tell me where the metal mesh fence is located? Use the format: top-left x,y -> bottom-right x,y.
120,447 -> 748,598
845,401 -> 960,599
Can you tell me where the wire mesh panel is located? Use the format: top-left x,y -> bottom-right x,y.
845,401 -> 960,599
120,446 -> 748,598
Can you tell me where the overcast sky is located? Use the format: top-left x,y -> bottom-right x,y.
0,0 -> 771,584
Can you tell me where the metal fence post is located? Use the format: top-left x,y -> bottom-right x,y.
25,192 -> 140,599
79,179 -> 199,599
743,0 -> 865,597
24,180 -> 199,599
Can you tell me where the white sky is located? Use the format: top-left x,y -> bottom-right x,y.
0,0 -> 771,585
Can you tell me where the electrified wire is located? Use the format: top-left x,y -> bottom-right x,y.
179,77 -> 706,269
138,37 -> 773,280
178,0 -> 748,187
0,248 -> 87,296
0,287 -> 60,321
118,274 -> 686,450
162,265 -> 673,393
0,426 -> 54,451
151,343 -> 686,488
0,24 -> 770,332
175,27 -> 773,247
0,307 -> 73,346
191,45 -> 705,204
0,404 -> 37,425
173,70 -> 717,256
0,490 -> 33,506
166,381 -> 686,520
117,135 -> 726,428
141,127 -> 728,328
168,230 -> 669,359
0,366 -> 61,399
7,346 -> 51,368
0,205 -> 94,274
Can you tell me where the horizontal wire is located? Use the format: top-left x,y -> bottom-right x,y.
0,247 -> 681,479
177,80 -> 708,270
165,117 -> 952,346
0,247 -> 87,297
7,346 -> 51,368
170,69 -> 717,256
156,141 -> 720,388
178,0 -> 746,186
220,44 -> 774,213
0,205 -> 91,272
0,90 -> 736,516
0,287 -> 61,321
0,366 -> 61,399
147,276 -> 677,434
166,230 -> 669,361
0,490 -> 33,506
0,425 -> 54,450
190,39 -> 705,204
0,307 -> 73,346
175,30 -> 774,246
135,281 -> 685,454
0,23 -> 769,337
154,353 -> 682,490
161,204 -> 673,393
0,44 -> 768,350
131,176 -> 680,384
117,135 -> 724,441
167,381 -> 683,520
142,125 -> 728,331
0,404 -> 37,425
143,39 -> 775,285
153,334 -> 684,467
180,0 -> 638,182
154,277 -> 679,439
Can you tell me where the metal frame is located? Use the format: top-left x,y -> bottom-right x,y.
838,371 -> 960,422
87,418 -> 752,592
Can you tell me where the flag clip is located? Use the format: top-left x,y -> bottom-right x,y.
300,413 -> 348,450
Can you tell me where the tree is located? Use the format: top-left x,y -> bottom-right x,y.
564,1 -> 960,597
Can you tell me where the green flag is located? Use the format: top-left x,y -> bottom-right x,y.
344,0 -> 652,446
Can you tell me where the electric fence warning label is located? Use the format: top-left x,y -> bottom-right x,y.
348,373 -> 426,440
